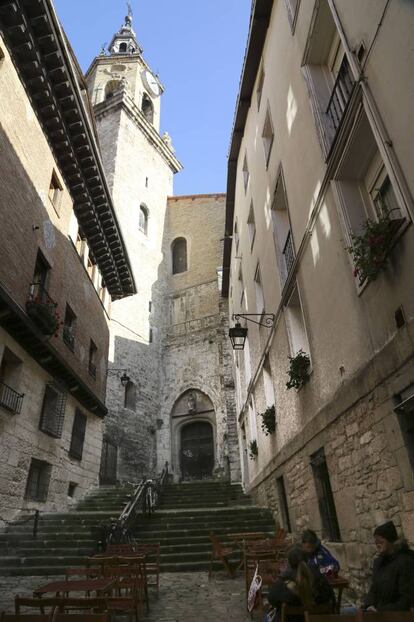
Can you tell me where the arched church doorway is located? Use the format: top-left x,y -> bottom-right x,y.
180,421 -> 214,480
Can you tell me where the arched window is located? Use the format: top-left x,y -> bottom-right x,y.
124,381 -> 136,410
142,93 -> 154,124
172,238 -> 187,274
139,204 -> 149,235
105,80 -> 121,100
119,42 -> 127,53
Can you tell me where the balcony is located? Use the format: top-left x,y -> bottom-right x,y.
326,56 -> 355,134
63,325 -> 75,351
26,283 -> 59,336
282,230 -> 295,277
0,379 -> 24,414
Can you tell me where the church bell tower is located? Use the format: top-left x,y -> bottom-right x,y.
85,8 -> 182,483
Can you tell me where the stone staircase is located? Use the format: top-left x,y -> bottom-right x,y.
0,481 -> 275,576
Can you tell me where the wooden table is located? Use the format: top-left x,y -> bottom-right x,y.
327,575 -> 350,613
33,578 -> 115,598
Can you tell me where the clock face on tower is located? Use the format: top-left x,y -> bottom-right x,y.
142,70 -> 161,97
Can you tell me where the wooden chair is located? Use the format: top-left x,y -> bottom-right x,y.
209,533 -> 238,578
106,544 -> 135,555
103,562 -> 146,620
359,613 -> 414,622
15,598 -> 107,616
1,616 -> 51,622
64,567 -> 101,579
133,543 -> 161,595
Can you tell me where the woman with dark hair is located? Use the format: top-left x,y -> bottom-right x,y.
267,546 -> 334,621
363,520 -> 414,612
301,529 -> 340,577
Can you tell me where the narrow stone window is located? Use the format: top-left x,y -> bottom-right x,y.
242,154 -> 249,193
262,106 -> 274,167
172,238 -> 187,274
139,204 -> 149,235
88,340 -> 97,379
276,475 -> 292,532
39,383 -> 66,438
310,448 -> 341,541
69,409 -> 87,461
63,304 -> 76,352
142,93 -> 154,124
149,328 -> 153,343
68,482 -> 77,498
124,381 -> 137,410
48,170 -> 63,216
105,80 -> 122,100
25,458 -> 52,502
119,42 -> 127,53
247,202 -> 256,249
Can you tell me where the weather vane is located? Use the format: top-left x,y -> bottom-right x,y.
127,2 -> 133,19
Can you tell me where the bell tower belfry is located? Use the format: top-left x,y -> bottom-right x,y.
85,9 -> 182,483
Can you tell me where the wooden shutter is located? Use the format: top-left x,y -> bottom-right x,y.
69,409 -> 87,460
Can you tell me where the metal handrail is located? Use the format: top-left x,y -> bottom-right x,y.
0,378 -> 24,414
0,509 -> 39,539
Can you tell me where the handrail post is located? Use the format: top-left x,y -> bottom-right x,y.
33,509 -> 39,540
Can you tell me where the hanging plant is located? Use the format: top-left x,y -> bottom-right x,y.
259,405 -> 276,436
346,211 -> 403,284
286,350 -> 310,390
249,439 -> 258,459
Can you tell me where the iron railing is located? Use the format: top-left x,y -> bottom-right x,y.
0,379 -> 24,414
0,509 -> 39,539
26,283 -> 58,336
282,230 -> 295,277
326,56 -> 354,133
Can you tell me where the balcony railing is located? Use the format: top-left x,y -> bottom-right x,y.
326,56 -> 354,133
26,283 -> 58,336
0,379 -> 24,414
88,362 -> 97,379
282,230 -> 295,277
63,325 -> 75,351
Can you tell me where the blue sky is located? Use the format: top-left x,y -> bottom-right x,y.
53,1 -> 251,196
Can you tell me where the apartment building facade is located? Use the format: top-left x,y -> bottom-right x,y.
223,0 -> 414,592
0,1 -> 135,521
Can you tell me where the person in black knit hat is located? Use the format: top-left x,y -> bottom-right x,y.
363,520 -> 414,612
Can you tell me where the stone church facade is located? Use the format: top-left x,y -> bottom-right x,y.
85,14 -> 240,484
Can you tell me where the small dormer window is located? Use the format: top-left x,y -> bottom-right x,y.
142,93 -> 154,124
119,42 -> 127,53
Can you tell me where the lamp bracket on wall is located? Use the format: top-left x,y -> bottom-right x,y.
106,368 -> 131,387
233,313 -> 275,328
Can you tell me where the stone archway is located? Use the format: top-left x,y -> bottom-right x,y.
170,389 -> 217,481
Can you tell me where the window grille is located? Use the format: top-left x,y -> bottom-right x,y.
25,458 -> 52,502
39,383 -> 66,438
310,448 -> 341,541
276,475 -> 292,532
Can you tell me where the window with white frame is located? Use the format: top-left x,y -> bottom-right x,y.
254,264 -> 264,316
242,154 -> 250,193
284,284 -> 310,357
284,0 -> 301,33
302,1 -> 355,154
247,202 -> 256,249
256,65 -> 265,110
332,106 -> 405,241
262,106 -> 274,167
271,169 -> 295,286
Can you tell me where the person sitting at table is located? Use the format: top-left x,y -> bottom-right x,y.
363,520 -> 414,612
301,529 -> 340,577
267,545 -> 335,621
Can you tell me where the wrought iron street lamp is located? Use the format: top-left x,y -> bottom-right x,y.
228,313 -> 275,351
106,368 -> 131,387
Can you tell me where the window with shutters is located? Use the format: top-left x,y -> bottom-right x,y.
276,475 -> 292,532
311,448 -> 341,541
39,383 -> 66,438
69,409 -> 87,461
25,458 -> 52,502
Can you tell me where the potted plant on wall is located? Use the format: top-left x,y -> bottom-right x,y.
259,405 -> 276,436
286,350 -> 310,390
249,439 -> 258,459
347,209 -> 404,285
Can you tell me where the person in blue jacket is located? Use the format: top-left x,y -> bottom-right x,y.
301,529 -> 340,577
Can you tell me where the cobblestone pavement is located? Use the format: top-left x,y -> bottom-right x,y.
0,571 -> 251,621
